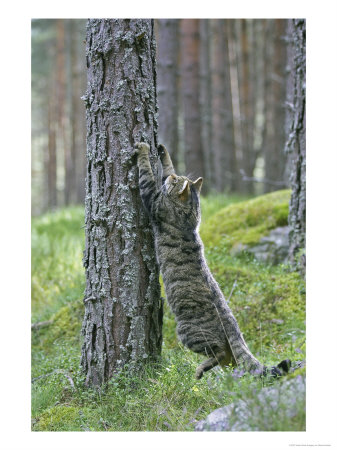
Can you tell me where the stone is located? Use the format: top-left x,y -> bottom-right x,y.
231,226 -> 290,265
195,375 -> 305,431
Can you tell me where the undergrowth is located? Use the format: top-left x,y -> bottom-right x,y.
31,193 -> 305,431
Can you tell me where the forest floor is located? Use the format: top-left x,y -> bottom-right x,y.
31,191 -> 305,431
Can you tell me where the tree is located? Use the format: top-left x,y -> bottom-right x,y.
81,19 -> 163,387
285,19 -> 306,272
199,19 -> 213,192
210,19 -> 237,192
74,20 -> 87,205
31,19 -> 58,211
47,93 -> 57,209
180,19 -> 205,182
64,19 -> 77,205
156,19 -> 180,170
31,19 -> 87,213
262,19 -> 288,193
64,19 -> 87,205
238,19 -> 256,193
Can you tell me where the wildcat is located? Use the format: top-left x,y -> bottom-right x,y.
135,141 -> 290,379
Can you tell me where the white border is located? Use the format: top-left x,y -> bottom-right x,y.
2,1 -> 336,449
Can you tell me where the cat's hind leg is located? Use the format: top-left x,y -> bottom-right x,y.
195,351 -> 227,379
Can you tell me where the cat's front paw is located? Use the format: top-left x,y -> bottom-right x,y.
134,141 -> 150,155
158,144 -> 168,160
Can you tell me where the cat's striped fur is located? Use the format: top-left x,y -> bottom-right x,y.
135,141 -> 290,379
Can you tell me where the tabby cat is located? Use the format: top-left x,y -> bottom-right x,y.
135,141 -> 290,379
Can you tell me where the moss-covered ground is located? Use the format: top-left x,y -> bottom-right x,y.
31,192 -> 305,431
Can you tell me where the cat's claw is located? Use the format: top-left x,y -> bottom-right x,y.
134,142 -> 150,155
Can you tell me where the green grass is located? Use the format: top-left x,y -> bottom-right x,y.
31,192 -> 305,431
31,206 -> 85,323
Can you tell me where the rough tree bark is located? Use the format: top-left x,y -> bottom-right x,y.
81,19 -> 163,387
157,19 -> 179,170
180,19 -> 205,181
285,19 -> 306,272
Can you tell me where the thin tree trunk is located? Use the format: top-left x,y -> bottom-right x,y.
285,19 -> 306,272
180,19 -> 205,181
65,19 -> 77,204
47,94 -> 57,209
210,20 -> 237,192
199,19 -> 212,192
76,20 -> 87,204
238,19 -> 256,193
263,19 -> 287,193
81,19 -> 163,387
157,19 -> 179,170
223,20 -> 239,192
56,19 -> 68,206
228,19 -> 243,192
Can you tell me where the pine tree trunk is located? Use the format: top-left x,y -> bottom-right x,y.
238,19 -> 256,193
47,95 -> 57,209
56,20 -> 68,206
157,19 -> 179,170
81,19 -> 163,387
65,19 -> 77,205
210,20 -> 237,192
75,20 -> 87,204
227,19 -> 244,192
199,19 -> 212,192
263,19 -> 288,193
285,19 -> 306,272
180,19 -> 205,181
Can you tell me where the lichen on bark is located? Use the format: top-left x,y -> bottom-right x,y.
81,19 -> 162,387
285,19 -> 306,273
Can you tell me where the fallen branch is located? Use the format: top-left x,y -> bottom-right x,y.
31,369 -> 76,391
31,320 -> 53,331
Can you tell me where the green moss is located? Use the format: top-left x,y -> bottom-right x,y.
32,300 -> 83,353
200,190 -> 291,249
50,301 -> 83,341
33,405 -> 88,431
199,193 -> 251,221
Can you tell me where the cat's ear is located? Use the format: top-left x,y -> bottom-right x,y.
193,177 -> 203,194
178,180 -> 190,202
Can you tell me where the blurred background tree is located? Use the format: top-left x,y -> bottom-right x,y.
32,19 -> 86,214
32,18 -> 292,214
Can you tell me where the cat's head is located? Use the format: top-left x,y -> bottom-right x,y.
163,174 -> 203,228
164,174 -> 203,202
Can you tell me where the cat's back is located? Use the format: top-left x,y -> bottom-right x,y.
155,220 -> 216,307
